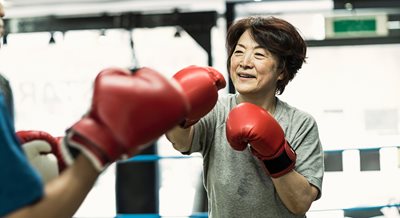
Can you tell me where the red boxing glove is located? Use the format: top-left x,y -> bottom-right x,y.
64,67 -> 189,171
226,103 -> 296,178
173,65 -> 226,128
16,130 -> 67,182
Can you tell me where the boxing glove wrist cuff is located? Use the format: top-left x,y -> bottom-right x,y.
262,142 -> 296,178
60,135 -> 81,168
64,131 -> 113,172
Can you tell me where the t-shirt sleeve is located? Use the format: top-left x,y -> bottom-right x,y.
0,96 -> 44,217
188,103 -> 218,156
290,113 -> 324,200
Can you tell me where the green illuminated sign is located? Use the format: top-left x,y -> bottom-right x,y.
325,14 -> 388,39
334,19 -> 376,33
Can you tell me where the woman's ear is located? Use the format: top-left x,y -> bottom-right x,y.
276,57 -> 286,81
277,71 -> 285,81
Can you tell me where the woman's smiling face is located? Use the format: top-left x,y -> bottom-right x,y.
229,29 -> 283,97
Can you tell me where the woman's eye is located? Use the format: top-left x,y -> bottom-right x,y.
234,50 -> 243,54
255,53 -> 265,58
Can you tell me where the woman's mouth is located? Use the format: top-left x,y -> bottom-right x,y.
237,73 -> 256,79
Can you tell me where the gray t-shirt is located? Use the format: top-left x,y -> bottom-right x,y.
187,94 -> 324,218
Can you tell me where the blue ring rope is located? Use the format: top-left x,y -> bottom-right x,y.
123,155 -> 201,162
122,144 -> 400,162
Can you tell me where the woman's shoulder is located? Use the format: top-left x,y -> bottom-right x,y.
277,98 -> 317,125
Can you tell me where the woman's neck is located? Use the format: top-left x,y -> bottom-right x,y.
236,93 -> 277,115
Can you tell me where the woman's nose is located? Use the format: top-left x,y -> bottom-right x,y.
240,53 -> 253,68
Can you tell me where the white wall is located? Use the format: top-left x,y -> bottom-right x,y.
281,44 -> 400,150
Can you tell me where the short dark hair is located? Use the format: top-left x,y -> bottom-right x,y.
226,16 -> 307,95
0,73 -> 14,120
